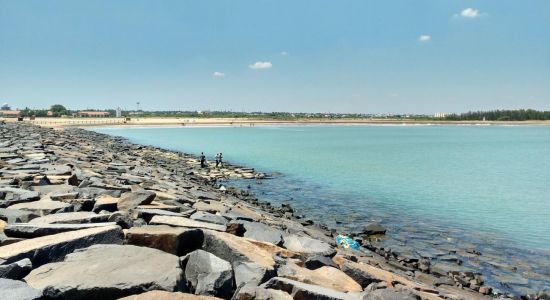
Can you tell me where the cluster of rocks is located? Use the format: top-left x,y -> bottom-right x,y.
0,123 -> 544,300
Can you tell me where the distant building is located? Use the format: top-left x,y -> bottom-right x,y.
434,112 -> 447,118
0,110 -> 21,118
47,111 -> 54,117
116,107 -> 122,118
1,103 -> 11,111
78,111 -> 109,118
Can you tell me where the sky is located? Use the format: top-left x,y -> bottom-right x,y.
1,0 -> 549,114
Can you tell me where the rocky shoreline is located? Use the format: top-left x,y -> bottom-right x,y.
0,123 -> 545,300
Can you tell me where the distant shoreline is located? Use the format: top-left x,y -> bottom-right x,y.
6,117 -> 550,128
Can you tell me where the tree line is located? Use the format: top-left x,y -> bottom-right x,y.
445,109 -> 550,121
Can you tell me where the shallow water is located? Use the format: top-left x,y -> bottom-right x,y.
94,124 -> 550,294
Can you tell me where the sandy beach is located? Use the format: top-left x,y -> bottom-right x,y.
5,117 -> 550,128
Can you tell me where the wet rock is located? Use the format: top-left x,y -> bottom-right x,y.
125,225 -> 203,256
0,225 -> 122,267
0,278 -> 42,300
261,277 -> 358,300
363,224 -> 386,236
117,190 -> 157,211
190,211 -> 228,226
150,215 -> 227,231
0,258 -> 32,280
25,244 -> 185,299
283,234 -> 336,257
181,249 -> 233,298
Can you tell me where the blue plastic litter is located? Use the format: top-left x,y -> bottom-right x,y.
336,234 -> 360,250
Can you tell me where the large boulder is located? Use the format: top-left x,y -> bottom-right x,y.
0,258 -> 32,280
277,262 -> 362,292
150,216 -> 227,232
25,244 -> 185,299
4,222 -> 117,238
125,225 -> 203,256
261,277 -> 359,300
181,250 -> 233,298
117,190 -> 156,211
120,290 -> 222,300
0,278 -> 42,300
0,225 -> 122,267
28,211 -> 109,224
201,230 -> 279,287
282,234 -> 336,257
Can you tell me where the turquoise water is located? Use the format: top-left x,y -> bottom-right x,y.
95,125 -> 550,248
94,125 -> 550,292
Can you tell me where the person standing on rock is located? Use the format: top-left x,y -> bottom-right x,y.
200,152 -> 206,168
219,153 -> 223,168
215,153 -> 220,168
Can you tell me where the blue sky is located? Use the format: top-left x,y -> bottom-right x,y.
1,0 -> 549,114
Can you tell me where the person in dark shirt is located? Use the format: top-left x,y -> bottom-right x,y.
219,153 -> 223,168
200,152 -> 206,168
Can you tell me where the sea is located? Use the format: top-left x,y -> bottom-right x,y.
94,124 -> 550,295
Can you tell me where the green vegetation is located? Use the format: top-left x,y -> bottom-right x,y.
445,109 -> 550,121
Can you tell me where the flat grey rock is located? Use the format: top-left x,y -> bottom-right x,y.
150,215 -> 227,232
237,220 -> 283,246
7,200 -> 72,216
190,211 -> 228,226
28,212 -> 110,224
4,222 -> 117,238
25,244 -> 184,299
0,278 -> 42,300
282,234 -> 336,257
0,208 -> 39,223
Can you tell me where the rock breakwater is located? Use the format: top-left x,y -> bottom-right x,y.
0,123 -> 545,300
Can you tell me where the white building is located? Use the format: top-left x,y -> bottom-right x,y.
116,107 -> 122,118
434,112 -> 447,118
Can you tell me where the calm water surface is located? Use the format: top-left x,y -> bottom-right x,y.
94,125 -> 550,293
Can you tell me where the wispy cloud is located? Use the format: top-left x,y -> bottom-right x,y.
212,71 -> 225,78
281,51 -> 288,56
249,61 -> 272,70
455,8 -> 485,18
418,35 -> 431,42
